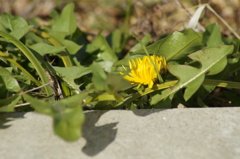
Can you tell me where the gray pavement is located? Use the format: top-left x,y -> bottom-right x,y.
0,108 -> 240,159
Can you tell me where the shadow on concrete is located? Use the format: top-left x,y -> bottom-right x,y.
82,111 -> 118,156
0,112 -> 26,129
132,109 -> 165,117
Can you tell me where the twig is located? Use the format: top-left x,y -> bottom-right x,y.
20,82 -> 53,95
175,0 -> 192,17
15,94 -> 55,108
206,4 -> 240,39
15,102 -> 30,108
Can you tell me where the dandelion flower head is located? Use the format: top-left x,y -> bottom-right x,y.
120,55 -> 167,88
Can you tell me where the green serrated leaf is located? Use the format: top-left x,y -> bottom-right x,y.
51,3 -> 77,35
203,23 -> 222,47
86,34 -> 118,72
133,29 -> 202,61
10,25 -> 33,39
151,45 -> 233,104
188,45 -> 231,75
34,30 -> 73,67
91,63 -> 108,91
0,66 -> 20,92
0,13 -> 31,39
110,29 -> 122,52
53,66 -> 91,93
61,40 -> 82,55
171,65 -> 205,101
0,13 -> 28,32
106,73 -> 132,92
29,43 -> 65,56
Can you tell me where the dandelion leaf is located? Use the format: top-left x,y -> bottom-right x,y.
0,67 -> 20,93
53,66 -> 91,93
0,13 -> 31,39
86,34 -> 118,72
30,43 -> 65,56
133,29 -> 202,61
51,3 -> 77,35
91,63 -> 108,91
151,44 -> 233,105
202,23 -> 222,47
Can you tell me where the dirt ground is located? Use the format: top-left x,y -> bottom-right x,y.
0,0 -> 239,41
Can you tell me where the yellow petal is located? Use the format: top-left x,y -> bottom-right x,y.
120,55 -> 167,88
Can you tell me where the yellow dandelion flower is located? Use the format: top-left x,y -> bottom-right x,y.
121,55 -> 167,88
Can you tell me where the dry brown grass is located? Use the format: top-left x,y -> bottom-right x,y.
0,0 -> 239,40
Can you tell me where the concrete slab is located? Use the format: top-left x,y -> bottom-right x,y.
0,108 -> 240,159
